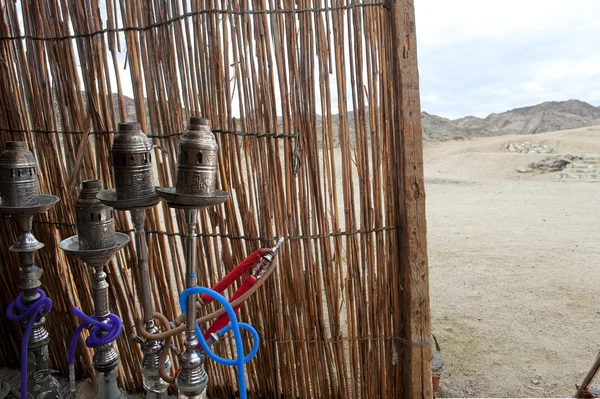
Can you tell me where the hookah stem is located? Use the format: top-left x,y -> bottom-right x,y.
9,215 -> 53,399
131,208 -> 155,329
184,208 -> 199,343
93,264 -> 111,322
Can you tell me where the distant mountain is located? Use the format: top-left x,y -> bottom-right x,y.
423,100 -> 600,141
113,94 -> 600,143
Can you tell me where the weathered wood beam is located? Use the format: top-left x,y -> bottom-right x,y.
389,0 -> 433,397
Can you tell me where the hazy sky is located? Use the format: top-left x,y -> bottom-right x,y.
40,1 -> 600,121
415,0 -> 600,119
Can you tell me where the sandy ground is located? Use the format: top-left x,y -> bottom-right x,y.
426,126 -> 600,398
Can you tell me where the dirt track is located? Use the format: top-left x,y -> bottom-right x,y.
426,126 -> 600,397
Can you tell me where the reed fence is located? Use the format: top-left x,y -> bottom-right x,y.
0,0 -> 431,397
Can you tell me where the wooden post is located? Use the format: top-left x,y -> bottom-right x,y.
389,0 -> 433,398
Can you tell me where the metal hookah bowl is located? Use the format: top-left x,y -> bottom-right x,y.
175,117 -> 218,196
111,122 -> 155,200
75,180 -> 117,250
0,141 -> 39,207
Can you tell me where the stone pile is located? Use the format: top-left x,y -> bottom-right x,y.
529,155 -> 579,172
558,154 -> 600,180
506,142 -> 554,154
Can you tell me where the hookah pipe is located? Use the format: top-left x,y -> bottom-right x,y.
60,180 -> 130,398
135,238 -> 283,398
5,289 -> 53,399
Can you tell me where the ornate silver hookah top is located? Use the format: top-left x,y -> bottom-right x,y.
157,117 -> 229,208
60,180 -> 130,262
0,140 -> 39,207
0,141 -> 60,214
97,122 -> 161,209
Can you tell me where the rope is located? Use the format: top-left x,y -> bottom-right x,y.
0,3 -> 387,42
5,289 -> 53,399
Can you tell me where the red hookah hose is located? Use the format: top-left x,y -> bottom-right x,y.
203,275 -> 256,339
201,249 -> 262,305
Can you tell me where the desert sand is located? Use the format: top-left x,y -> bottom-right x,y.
427,125 -> 600,397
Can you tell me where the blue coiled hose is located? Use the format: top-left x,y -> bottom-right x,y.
180,287 -> 260,399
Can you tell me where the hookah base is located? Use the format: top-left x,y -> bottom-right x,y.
26,342 -> 61,399
26,373 -> 61,399
95,370 -> 122,399
177,389 -> 207,399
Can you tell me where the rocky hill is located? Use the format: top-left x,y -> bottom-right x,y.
423,99 -> 600,141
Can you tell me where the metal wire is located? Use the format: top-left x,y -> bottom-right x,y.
0,127 -> 296,140
232,334 -> 430,345
1,216 -> 397,242
0,3 -> 387,42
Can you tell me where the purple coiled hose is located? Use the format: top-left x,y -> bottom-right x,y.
5,289 -> 53,399
67,307 -> 123,392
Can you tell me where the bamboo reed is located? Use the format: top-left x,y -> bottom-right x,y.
0,0 -> 430,397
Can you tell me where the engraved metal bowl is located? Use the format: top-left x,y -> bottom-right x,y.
0,194 -> 60,216
97,188 -> 161,211
59,232 -> 130,267
156,187 -> 229,209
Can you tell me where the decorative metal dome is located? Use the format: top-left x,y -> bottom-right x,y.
75,180 -> 117,250
0,141 -> 39,207
111,122 -> 155,200
175,117 -> 218,196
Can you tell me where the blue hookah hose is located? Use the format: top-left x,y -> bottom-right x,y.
5,289 -> 52,399
180,287 -> 260,399
67,307 -> 123,391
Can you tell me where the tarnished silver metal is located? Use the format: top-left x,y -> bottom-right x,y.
59,234 -> 130,268
99,128 -> 170,399
75,180 -> 117,250
96,188 -> 161,210
131,209 -> 171,398
0,140 -> 61,399
175,209 -> 208,398
156,117 -> 229,398
176,117 -> 218,196
155,188 -> 229,209
59,180 -> 130,399
0,141 -> 39,207
251,237 -> 285,280
59,233 -> 129,399
111,122 -> 155,200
